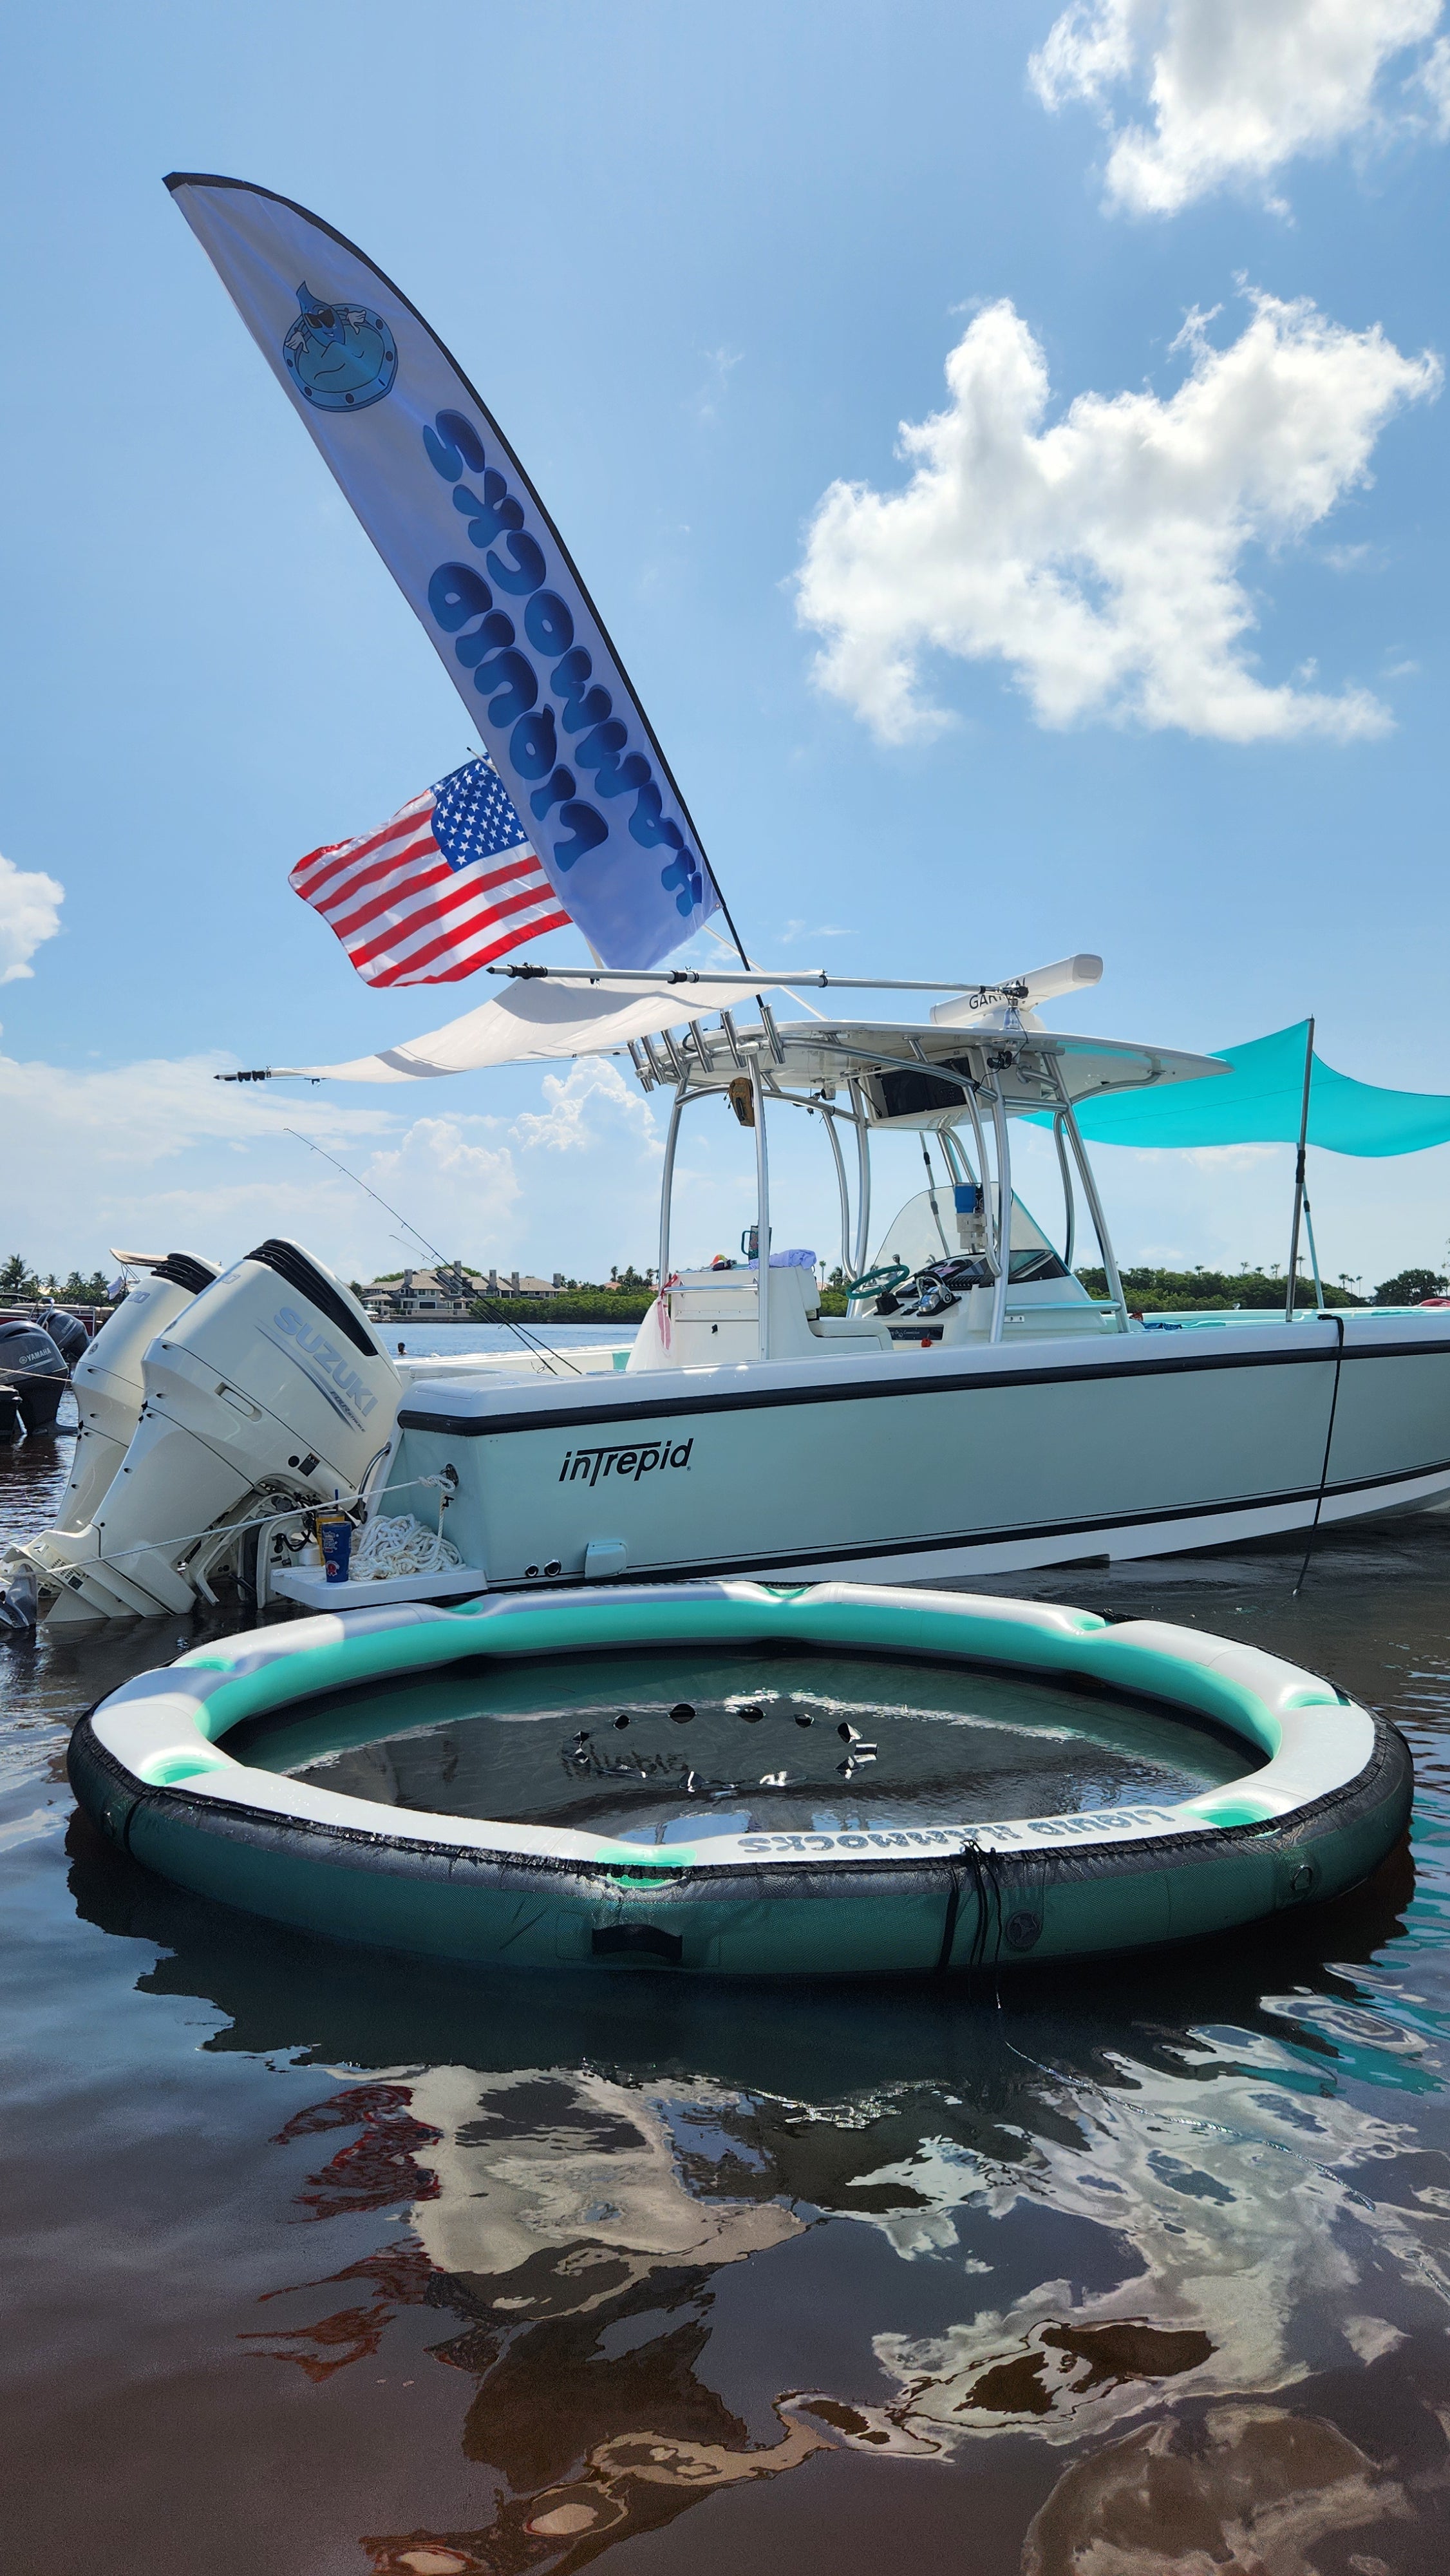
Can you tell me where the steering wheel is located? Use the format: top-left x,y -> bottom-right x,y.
845,1262 -> 910,1300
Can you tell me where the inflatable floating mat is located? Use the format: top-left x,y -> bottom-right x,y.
70,1581 -> 1411,1976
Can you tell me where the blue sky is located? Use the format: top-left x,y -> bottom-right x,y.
2,0 -> 1447,1290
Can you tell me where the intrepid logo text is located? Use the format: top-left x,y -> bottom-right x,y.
272,1307 -> 379,1418
560,1437 -> 693,1488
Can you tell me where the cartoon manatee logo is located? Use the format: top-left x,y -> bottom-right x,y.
282,282 -> 397,412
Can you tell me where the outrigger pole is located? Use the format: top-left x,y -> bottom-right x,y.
486,966 -> 1030,996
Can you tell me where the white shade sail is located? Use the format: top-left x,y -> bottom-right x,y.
273,974 -> 802,1082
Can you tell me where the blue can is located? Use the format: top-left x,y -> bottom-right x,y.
317,1514 -> 353,1583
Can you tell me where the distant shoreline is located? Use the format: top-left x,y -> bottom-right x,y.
465,1293 -> 657,1325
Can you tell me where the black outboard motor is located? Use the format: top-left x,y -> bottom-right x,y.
36,1307 -> 89,1370
0,1322 -> 68,1434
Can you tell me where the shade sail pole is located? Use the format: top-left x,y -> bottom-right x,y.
1285,1019 -> 1315,1325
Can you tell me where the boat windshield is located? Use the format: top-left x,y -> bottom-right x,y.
867,1186 -> 1077,1286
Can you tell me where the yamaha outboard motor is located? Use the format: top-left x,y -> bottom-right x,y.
10,1240 -> 401,1623
0,1321 -> 68,1435
36,1306 -> 90,1370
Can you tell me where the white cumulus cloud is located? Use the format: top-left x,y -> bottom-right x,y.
794,290 -> 1439,744
0,1047 -> 672,1284
1030,0 -> 1445,214
0,850 -> 64,984
1422,33 -> 1450,128
511,1056 -> 661,1157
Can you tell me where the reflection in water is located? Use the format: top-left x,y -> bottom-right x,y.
223,1996 -> 1450,2568
8,1496 -> 1450,2569
250,2069 -> 828,2568
1022,2404 -> 1433,2576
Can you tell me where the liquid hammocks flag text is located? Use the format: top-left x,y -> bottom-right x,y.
167,173 -> 722,969
291,753 -> 570,988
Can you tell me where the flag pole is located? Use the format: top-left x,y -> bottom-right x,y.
1285,1017 -> 1315,1323
713,890 -> 753,974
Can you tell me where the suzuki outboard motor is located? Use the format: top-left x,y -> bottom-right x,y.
0,1322 -> 68,1434
50,1255 -> 220,1538
12,1241 -> 400,1624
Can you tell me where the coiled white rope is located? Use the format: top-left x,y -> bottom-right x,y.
348,1510 -> 462,1580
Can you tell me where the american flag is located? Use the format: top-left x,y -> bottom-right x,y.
290,755 -> 571,987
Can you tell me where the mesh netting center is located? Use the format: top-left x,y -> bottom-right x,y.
237,1645 -> 1256,1842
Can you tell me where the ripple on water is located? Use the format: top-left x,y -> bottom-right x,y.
4,1429 -> 1450,2573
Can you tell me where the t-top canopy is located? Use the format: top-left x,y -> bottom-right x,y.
1063,1021 -> 1450,1159
697,1023 -> 1224,1116
258,975 -> 1224,1112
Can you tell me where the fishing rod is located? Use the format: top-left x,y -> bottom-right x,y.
282,1130 -> 581,1376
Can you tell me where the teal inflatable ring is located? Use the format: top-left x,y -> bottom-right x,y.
69,1580 -> 1410,1975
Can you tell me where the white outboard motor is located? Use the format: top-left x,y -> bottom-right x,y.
51,1254 -> 220,1536
11,1241 -> 400,1624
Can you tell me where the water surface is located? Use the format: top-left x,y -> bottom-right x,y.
5,1405 -> 1450,2573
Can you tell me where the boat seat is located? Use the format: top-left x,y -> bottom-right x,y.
765,1265 -> 896,1357
809,1312 -> 894,1352
625,1264 -> 894,1367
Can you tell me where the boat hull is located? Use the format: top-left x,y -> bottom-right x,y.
385,1314 -> 1450,1589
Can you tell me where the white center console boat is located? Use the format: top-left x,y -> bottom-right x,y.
380,983 -> 1450,1592
8,968 -> 1450,1624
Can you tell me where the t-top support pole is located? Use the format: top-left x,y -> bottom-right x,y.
1053,1110 -> 1077,1274
1051,1072 -> 1129,1332
657,1078 -> 688,1291
988,1075 -> 1012,1345
752,1054 -> 771,1359
820,1106 -> 852,1280
849,1079 -> 872,1278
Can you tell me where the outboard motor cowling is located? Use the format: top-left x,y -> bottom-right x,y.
36,1307 -> 90,1370
50,1255 -> 220,1537
0,1323 -> 68,1434
10,1241 -> 401,1623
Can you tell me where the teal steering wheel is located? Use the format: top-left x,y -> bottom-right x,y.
845,1262 -> 910,1300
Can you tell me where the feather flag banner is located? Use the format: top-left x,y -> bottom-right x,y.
167,173 -> 722,969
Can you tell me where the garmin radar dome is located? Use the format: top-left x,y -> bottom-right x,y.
71,1581 -> 1411,1978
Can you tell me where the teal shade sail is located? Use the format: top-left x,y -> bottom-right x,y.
1061,1022 -> 1450,1159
